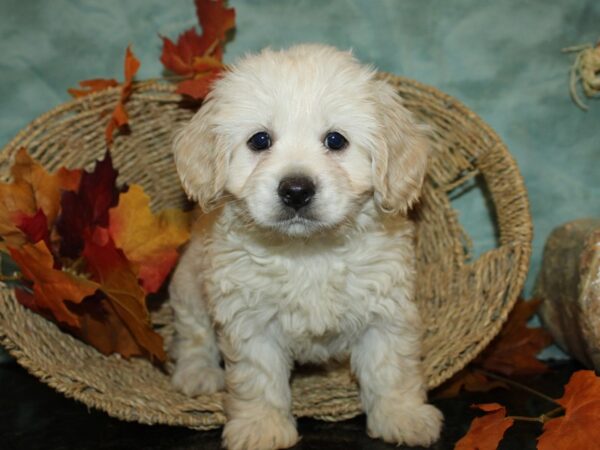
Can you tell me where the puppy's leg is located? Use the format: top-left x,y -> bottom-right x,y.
221,329 -> 298,450
169,248 -> 224,396
351,301 -> 443,447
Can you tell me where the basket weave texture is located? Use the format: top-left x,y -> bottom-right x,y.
0,74 -> 532,429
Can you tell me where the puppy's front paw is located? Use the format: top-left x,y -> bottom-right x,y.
223,409 -> 298,450
367,399 -> 443,447
172,365 -> 225,396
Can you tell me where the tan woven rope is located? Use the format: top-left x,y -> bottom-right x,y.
0,74 -> 532,429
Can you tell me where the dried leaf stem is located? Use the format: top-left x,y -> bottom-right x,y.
475,368 -> 561,406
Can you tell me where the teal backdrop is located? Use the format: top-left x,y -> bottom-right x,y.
0,0 -> 598,361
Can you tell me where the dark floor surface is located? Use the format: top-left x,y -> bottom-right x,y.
0,358 -> 581,450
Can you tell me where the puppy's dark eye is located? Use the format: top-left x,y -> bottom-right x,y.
324,131 -> 348,151
247,131 -> 272,151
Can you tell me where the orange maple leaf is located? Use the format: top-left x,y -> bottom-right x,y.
68,79 -> 119,98
455,403 -> 515,450
108,184 -> 190,294
0,148 -> 82,250
68,47 -> 140,146
176,69 -> 223,99
82,228 -> 166,362
9,241 -> 99,328
105,46 -> 140,145
160,28 -> 217,77
160,0 -> 235,100
477,298 -> 552,376
538,370 -> 600,450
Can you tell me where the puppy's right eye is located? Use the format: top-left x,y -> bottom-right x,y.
247,132 -> 272,151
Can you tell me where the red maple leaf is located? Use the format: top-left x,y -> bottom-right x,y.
14,208 -> 53,255
56,151 -> 123,258
195,0 -> 236,43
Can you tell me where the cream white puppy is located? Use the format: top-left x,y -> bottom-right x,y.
169,44 -> 442,450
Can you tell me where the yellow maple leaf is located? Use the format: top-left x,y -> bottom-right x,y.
108,184 -> 190,293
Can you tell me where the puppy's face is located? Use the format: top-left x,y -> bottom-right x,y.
174,45 -> 429,237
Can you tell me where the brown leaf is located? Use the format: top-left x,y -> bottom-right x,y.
478,299 -> 552,376
82,228 -> 166,363
435,369 -> 508,399
538,370 -> 600,450
455,403 -> 515,450
9,241 -> 99,328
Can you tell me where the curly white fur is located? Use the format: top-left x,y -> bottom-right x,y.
169,44 -> 442,450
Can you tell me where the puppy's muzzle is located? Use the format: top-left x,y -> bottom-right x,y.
278,176 -> 315,211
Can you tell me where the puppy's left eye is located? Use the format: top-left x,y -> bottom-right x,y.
324,131 -> 348,151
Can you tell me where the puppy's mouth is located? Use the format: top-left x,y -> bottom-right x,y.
272,209 -> 325,236
278,206 -> 317,222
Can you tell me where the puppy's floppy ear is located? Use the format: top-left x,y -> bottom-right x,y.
372,80 -> 430,215
173,97 -> 228,212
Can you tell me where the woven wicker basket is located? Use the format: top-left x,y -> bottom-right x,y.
0,74 -> 531,429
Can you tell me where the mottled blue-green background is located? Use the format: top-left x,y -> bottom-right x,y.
0,0 -> 598,362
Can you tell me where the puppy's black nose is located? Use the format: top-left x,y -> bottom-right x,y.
278,176 -> 316,210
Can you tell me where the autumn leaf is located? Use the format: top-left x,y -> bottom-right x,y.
159,0 -> 235,100
68,47 -> 140,146
0,148 -> 82,250
176,69 -> 222,100
0,182 -> 35,250
538,370 -> 600,450
56,151 -> 122,259
15,208 -> 54,255
477,299 -> 552,376
108,184 -> 190,294
105,46 -> 140,145
9,241 -> 99,328
436,299 -> 551,399
195,0 -> 236,43
1,152 -> 167,363
455,403 -> 515,450
82,228 -> 166,362
68,78 -> 119,98
160,29 -> 215,77
435,369 -> 508,399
